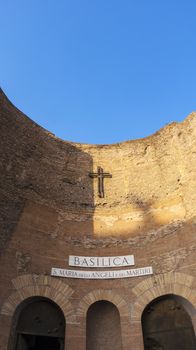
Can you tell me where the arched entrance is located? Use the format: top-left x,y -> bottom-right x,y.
86,300 -> 122,350
11,297 -> 65,350
142,294 -> 196,350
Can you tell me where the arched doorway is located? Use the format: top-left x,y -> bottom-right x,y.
142,294 -> 196,350
86,300 -> 122,350
11,297 -> 65,350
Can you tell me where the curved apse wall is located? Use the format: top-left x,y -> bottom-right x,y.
0,89 -> 196,350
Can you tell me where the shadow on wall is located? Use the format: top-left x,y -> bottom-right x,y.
0,88 -> 187,250
0,88 -> 95,255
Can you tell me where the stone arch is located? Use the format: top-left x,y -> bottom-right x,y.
78,289 -> 130,319
141,294 -> 196,350
131,272 -> 196,322
9,296 -> 66,350
86,300 -> 122,350
1,274 -> 74,320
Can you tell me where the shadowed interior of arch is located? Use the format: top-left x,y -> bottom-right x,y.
9,297 -> 65,350
86,300 -> 122,350
142,294 -> 196,350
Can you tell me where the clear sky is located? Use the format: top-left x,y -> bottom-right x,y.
1,0 -> 196,144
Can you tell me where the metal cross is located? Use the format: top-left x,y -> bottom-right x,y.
89,166 -> 112,198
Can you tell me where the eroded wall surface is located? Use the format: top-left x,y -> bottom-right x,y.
0,89 -> 196,350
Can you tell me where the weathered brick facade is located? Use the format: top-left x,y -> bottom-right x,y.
0,88 -> 195,349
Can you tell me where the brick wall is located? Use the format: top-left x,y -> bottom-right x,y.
0,89 -> 195,350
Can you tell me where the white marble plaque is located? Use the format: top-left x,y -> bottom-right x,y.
68,255 -> 135,268
51,266 -> 153,279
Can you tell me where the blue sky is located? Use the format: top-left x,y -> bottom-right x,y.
1,0 -> 196,144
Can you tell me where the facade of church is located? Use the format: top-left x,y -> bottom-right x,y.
0,88 -> 196,350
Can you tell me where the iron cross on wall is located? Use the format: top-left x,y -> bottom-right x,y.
89,166 -> 112,198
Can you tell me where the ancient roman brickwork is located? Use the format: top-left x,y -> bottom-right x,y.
0,88 -> 195,349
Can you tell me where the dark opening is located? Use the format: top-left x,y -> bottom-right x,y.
16,334 -> 63,350
142,295 -> 196,350
12,297 -> 65,350
86,300 -> 122,350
